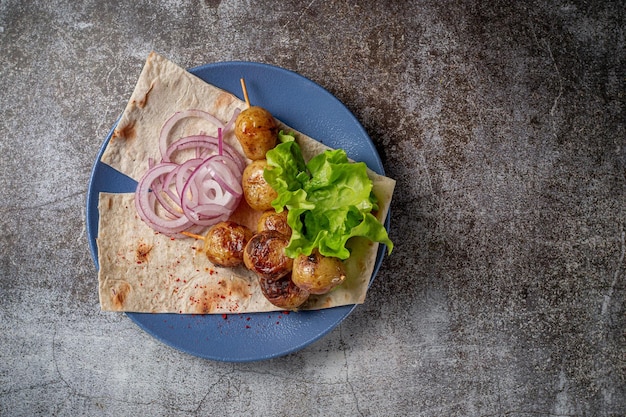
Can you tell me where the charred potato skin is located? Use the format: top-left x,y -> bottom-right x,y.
242,160 -> 278,211
234,106 -> 278,160
243,230 -> 293,281
203,221 -> 253,267
258,274 -> 310,310
257,209 -> 291,237
292,249 -> 347,295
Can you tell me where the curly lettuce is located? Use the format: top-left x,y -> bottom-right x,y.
264,133 -> 393,260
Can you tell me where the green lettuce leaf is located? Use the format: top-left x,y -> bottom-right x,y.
264,140 -> 393,260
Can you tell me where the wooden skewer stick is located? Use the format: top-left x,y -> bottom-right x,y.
240,78 -> 251,108
181,231 -> 205,240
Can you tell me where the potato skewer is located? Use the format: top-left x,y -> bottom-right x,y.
190,80 -> 348,309
234,79 -> 278,160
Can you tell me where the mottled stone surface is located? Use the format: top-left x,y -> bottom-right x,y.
1,1 -> 624,416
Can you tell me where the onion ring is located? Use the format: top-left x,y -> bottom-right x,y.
134,109 -> 246,237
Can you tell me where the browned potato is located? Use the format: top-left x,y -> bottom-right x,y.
242,159 -> 278,211
292,249 -> 346,294
257,209 -> 291,237
243,230 -> 293,281
203,221 -> 253,267
258,274 -> 309,310
234,106 -> 278,160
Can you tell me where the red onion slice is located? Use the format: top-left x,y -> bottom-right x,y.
203,156 -> 243,197
164,135 -> 218,162
135,163 -> 194,235
159,109 -> 226,160
135,109 -> 248,237
180,157 -> 243,226
164,134 -> 246,172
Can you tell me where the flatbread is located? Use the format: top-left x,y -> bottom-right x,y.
97,52 -> 395,313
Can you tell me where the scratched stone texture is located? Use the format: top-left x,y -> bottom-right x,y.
0,0 -> 624,416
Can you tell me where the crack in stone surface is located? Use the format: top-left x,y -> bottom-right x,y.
340,324 -> 364,417
602,230 -> 625,316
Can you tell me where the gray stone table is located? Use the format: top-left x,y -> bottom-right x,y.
1,1 -> 624,416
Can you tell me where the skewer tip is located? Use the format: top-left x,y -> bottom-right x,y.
181,231 -> 206,240
240,78 -> 251,108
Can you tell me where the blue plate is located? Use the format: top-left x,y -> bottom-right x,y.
86,61 -> 388,362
